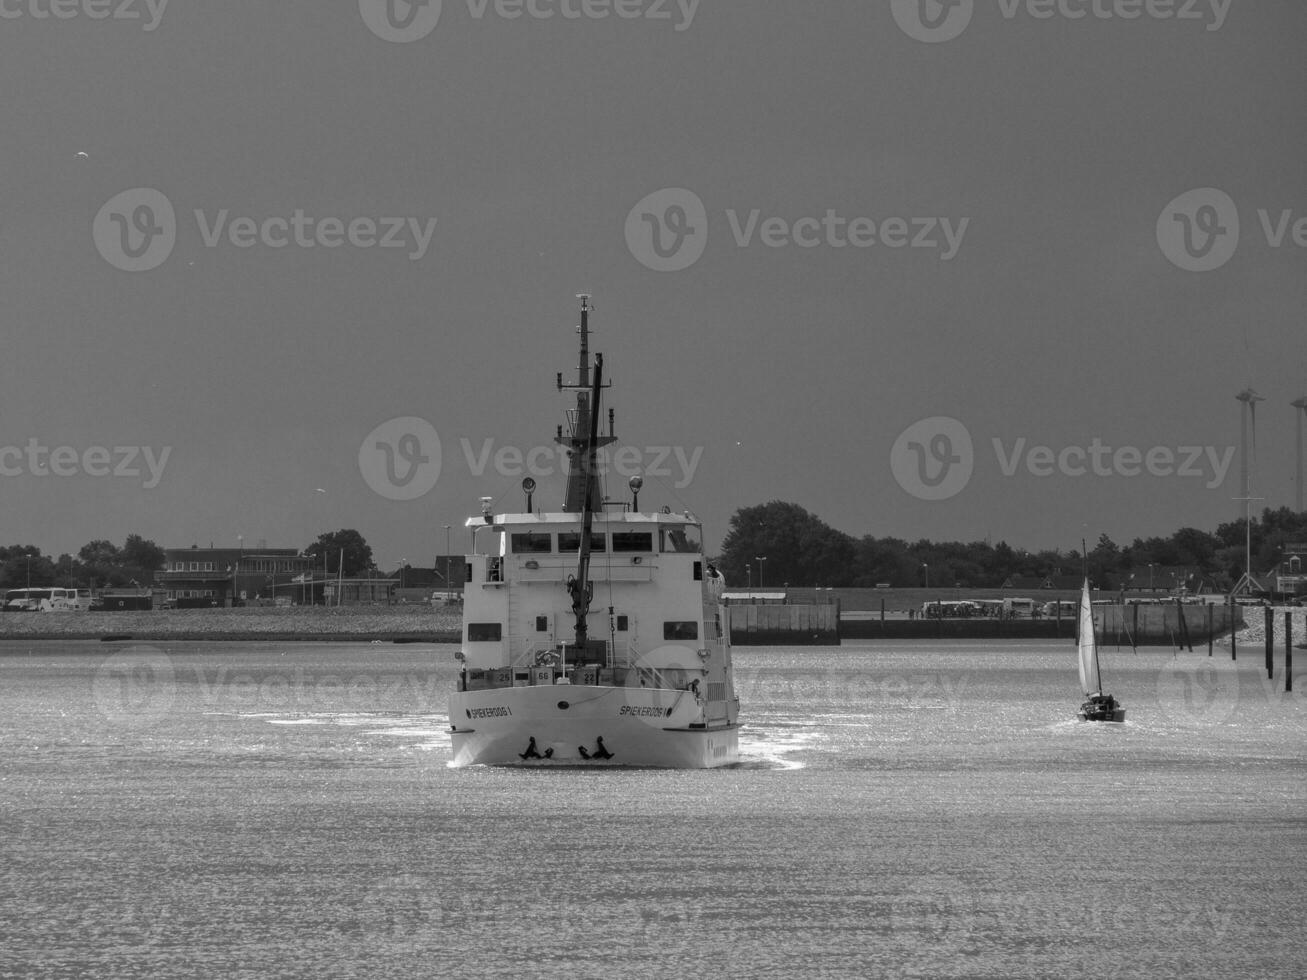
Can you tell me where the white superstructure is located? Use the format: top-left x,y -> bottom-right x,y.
447,297 -> 740,767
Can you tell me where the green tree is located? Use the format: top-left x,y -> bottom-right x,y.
0,546 -> 51,588
719,502 -> 854,588
121,534 -> 166,573
305,530 -> 373,578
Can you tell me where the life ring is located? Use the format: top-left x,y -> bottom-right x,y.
534,650 -> 561,667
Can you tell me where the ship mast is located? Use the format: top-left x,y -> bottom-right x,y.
555,295 -> 615,513
557,295 -> 615,651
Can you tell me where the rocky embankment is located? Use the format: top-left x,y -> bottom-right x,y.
1222,606 -> 1307,650
0,605 -> 462,641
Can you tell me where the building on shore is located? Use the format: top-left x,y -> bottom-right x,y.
1273,544 -> 1306,597
157,545 -> 316,607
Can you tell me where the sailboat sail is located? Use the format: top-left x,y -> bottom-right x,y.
1077,578 -> 1099,697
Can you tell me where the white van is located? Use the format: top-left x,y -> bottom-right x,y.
3,588 -> 89,612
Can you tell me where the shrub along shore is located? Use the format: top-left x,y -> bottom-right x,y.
0,606 -> 462,642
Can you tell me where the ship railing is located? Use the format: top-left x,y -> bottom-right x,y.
459,639 -> 695,693
622,639 -> 675,691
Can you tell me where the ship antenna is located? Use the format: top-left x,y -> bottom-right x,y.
576,293 -> 591,388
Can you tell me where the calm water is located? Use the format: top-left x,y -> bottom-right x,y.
1,639 -> 1303,979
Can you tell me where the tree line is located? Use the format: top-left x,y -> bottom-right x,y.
716,501 -> 1307,591
0,536 -> 168,590
0,529 -> 377,590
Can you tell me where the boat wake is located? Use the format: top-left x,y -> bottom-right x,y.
735,724 -> 820,770
232,710 -> 451,745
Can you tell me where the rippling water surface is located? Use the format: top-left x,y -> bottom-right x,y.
1,640 -> 1303,979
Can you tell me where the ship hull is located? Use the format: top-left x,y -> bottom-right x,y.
449,684 -> 739,768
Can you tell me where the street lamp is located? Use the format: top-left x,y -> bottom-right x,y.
755,556 -> 767,589
745,564 -> 751,589
443,524 -> 452,596
922,563 -> 929,589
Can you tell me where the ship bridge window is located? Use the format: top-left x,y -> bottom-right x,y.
664,621 -> 699,641
511,532 -> 552,554
660,526 -> 701,553
467,623 -> 503,642
612,532 -> 653,553
559,532 -> 606,553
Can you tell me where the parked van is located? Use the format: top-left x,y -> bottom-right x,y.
2,588 -> 89,612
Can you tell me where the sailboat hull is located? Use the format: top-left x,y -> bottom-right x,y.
1078,696 -> 1126,723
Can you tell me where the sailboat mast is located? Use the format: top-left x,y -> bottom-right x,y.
1094,595 -> 1103,694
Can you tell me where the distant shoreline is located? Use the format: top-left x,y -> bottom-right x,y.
0,632 -> 462,644
0,605 -> 463,643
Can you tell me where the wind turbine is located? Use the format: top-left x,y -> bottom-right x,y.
1293,396 -> 1307,514
1232,388 -> 1265,596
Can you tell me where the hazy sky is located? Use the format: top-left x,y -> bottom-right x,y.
1,1 -> 1304,567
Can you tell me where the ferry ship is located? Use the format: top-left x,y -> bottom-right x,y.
448,296 -> 740,767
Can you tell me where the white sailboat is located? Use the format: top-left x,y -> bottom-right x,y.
1076,577 -> 1125,722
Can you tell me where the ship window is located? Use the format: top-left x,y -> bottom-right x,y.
511,533 -> 552,554
465,562 -> 473,583
664,621 -> 698,641
693,561 -> 702,581
659,526 -> 701,553
616,615 -> 629,631
558,532 -> 606,553
535,615 -> 549,632
612,532 -> 653,553
468,623 -> 503,642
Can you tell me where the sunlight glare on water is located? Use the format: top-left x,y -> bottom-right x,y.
1,639 -> 1303,979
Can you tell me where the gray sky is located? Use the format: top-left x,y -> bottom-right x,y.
2,0 -> 1304,566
